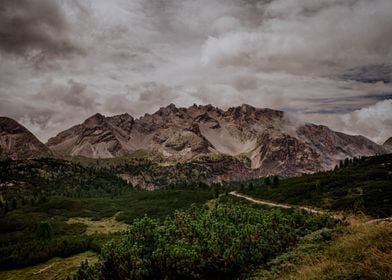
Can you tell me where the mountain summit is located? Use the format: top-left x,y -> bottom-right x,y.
46,104 -> 385,176
0,117 -> 51,160
383,137 -> 392,152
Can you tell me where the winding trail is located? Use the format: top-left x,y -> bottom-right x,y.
230,191 -> 333,216
229,191 -> 392,224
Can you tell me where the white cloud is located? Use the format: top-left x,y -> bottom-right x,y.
299,99 -> 392,144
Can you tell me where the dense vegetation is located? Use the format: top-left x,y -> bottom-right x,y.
0,158 -> 131,213
245,216 -> 392,280
73,198 -> 339,280
94,153 -> 253,190
1,154 -> 390,278
240,154 -> 392,217
0,158 -> 213,270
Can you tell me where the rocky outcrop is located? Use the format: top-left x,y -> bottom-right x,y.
46,104 -> 386,176
0,117 -> 51,160
383,137 -> 392,152
46,113 -> 135,158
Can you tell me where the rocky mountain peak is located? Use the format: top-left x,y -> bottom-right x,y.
240,103 -> 255,112
155,103 -> 179,116
108,113 -> 134,134
108,113 -> 133,124
0,117 -> 51,160
0,117 -> 25,134
383,137 -> 392,152
384,137 -> 392,145
83,113 -> 106,128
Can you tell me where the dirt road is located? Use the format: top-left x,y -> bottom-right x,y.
230,191 -> 330,215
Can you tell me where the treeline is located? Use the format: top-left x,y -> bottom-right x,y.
0,157 -> 240,217
0,158 -> 132,216
0,233 -> 105,270
73,201 -> 339,280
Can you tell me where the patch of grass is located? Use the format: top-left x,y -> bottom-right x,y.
247,222 -> 392,280
0,251 -> 98,280
66,213 -> 128,235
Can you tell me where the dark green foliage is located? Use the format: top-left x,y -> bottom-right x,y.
74,201 -> 339,280
243,154 -> 392,217
90,154 -> 251,189
0,154 -> 389,277
35,221 -> 53,240
265,177 -> 271,186
0,190 -> 212,270
0,158 -> 132,215
272,176 -> 279,187
0,158 -> 214,270
0,234 -> 105,270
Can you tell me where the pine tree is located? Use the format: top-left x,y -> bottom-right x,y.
265,177 -> 271,186
272,176 -> 279,187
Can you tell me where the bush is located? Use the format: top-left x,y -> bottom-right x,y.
74,203 -> 339,279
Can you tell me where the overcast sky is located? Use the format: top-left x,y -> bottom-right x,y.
0,0 -> 391,143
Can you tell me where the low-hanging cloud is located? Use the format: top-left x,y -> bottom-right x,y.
301,99 -> 392,144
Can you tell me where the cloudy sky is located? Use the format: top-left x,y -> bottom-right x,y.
0,0 -> 391,143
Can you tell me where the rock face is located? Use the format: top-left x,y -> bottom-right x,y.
0,117 -> 51,160
46,104 -> 386,176
383,137 -> 392,152
46,113 -> 135,158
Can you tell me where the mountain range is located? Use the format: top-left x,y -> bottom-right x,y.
1,104 -> 389,176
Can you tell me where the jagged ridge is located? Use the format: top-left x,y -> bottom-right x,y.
0,117 -> 51,160
46,104 -> 386,176
383,137 -> 392,152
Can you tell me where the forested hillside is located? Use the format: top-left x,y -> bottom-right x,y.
0,154 -> 391,279
0,158 -> 213,270
241,154 -> 392,217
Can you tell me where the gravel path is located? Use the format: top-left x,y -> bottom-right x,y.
230,191 -> 330,215
229,191 -> 392,224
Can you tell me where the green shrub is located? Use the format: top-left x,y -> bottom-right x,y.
74,203 -> 339,279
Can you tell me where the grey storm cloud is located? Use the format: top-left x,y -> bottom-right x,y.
0,0 -> 392,143
339,64 -> 392,84
0,0 -> 81,57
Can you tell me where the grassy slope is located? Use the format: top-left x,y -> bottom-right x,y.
0,251 -> 98,280
247,221 -> 392,280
